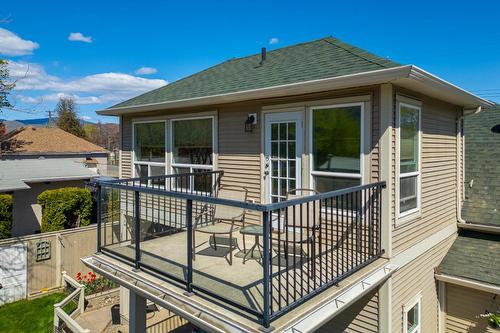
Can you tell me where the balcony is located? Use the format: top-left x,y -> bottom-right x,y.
90,171 -> 385,330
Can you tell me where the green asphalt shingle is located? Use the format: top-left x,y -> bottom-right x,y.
439,230 -> 500,286
462,104 -> 500,226
111,37 -> 400,109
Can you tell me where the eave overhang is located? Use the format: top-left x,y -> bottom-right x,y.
97,65 -> 494,116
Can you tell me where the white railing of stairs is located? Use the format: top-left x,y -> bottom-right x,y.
53,271 -> 89,333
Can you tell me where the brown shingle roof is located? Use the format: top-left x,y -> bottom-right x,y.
1,126 -> 108,154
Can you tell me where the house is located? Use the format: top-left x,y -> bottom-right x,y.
0,126 -> 109,236
436,104 -> 500,332
82,37 -> 494,333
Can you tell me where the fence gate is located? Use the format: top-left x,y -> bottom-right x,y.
0,243 -> 27,305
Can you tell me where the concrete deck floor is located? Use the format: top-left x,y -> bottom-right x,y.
106,228 -> 374,316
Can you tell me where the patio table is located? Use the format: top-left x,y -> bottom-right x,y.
240,225 -> 264,264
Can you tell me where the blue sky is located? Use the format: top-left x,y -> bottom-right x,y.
1,1 -> 499,123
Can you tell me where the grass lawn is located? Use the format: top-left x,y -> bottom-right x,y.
0,292 -> 77,333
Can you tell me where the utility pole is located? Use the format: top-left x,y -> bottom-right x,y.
46,110 -> 53,127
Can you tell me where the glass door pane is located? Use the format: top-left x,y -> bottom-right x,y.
269,121 -> 298,202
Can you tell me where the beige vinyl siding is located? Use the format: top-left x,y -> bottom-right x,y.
218,103 -> 262,224
392,89 -> 461,254
391,234 -> 456,333
121,115 -> 133,178
445,284 -> 499,333
371,86 -> 381,183
316,290 -> 379,333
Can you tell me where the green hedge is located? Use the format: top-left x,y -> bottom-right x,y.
38,187 -> 92,232
0,194 -> 13,239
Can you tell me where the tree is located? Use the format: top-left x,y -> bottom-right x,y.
55,97 -> 86,137
0,59 -> 15,116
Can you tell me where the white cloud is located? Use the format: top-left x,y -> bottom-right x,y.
8,61 -> 167,105
0,28 -> 39,56
269,37 -> 279,45
68,32 -> 93,43
80,115 -> 92,121
135,67 -> 157,75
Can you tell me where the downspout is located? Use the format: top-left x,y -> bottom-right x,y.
457,106 -> 481,224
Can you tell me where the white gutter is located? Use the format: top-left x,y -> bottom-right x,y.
97,65 -> 494,116
435,273 -> 500,295
82,256 -> 255,333
458,222 -> 500,235
282,264 -> 398,333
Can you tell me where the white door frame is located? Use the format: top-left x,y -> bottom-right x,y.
263,111 -> 304,204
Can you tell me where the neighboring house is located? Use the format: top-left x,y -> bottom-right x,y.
0,126 -> 109,236
83,37 -> 495,333
436,104 -> 500,332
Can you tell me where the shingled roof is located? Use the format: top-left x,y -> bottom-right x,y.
111,37 -> 400,109
0,126 -> 108,155
438,230 -> 500,286
462,104 -> 500,226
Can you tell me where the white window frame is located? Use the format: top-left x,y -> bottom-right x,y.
397,100 -> 422,220
170,116 -> 215,192
403,294 -> 422,333
308,102 -> 365,196
132,120 -> 167,185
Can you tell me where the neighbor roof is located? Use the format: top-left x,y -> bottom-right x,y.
112,37 -> 400,109
100,37 -> 493,115
0,158 -> 98,192
438,230 -> 500,287
1,126 -> 108,155
462,104 -> 500,226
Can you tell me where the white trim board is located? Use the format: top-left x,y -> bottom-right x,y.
435,273 -> 500,295
282,264 -> 398,333
391,223 -> 457,268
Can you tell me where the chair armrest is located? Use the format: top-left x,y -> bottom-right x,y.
194,204 -> 209,226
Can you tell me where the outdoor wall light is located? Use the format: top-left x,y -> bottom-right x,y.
245,113 -> 257,132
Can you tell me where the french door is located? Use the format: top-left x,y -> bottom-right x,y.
264,112 -> 303,203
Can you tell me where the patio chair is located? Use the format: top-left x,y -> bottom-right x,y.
193,186 -> 248,265
272,189 -> 320,272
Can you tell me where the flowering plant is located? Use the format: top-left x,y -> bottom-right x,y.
76,271 -> 118,295
480,311 -> 500,328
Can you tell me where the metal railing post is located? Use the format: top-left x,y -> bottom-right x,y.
96,184 -> 102,253
186,199 -> 194,295
262,210 -> 271,330
134,190 -> 141,271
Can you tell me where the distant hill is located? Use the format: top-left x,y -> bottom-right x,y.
18,118 -> 54,126
2,120 -> 25,132
0,118 -> 119,150
1,117 -> 55,131
1,117 -> 111,131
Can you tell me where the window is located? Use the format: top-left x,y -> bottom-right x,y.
171,117 -> 214,192
311,104 -> 363,193
398,103 -> 421,217
403,296 -> 421,333
133,122 -> 166,186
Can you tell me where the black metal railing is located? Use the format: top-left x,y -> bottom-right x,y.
93,171 -> 385,329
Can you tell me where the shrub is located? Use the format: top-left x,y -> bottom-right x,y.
0,194 -> 13,239
38,187 -> 92,232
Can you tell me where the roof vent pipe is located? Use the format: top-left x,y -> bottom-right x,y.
260,47 -> 267,65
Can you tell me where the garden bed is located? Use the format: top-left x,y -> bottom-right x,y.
85,287 -> 120,311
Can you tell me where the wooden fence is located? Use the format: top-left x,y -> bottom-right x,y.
0,225 -> 103,298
